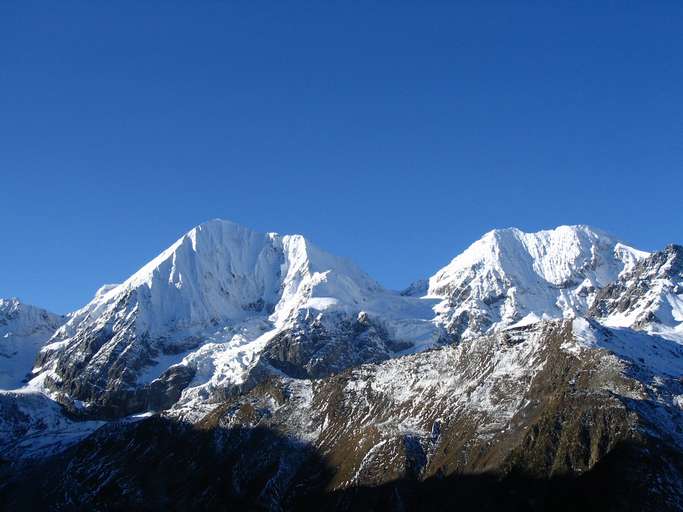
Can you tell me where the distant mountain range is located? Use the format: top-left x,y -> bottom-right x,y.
1,220 -> 682,510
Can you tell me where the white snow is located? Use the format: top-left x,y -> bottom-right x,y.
169,319 -> 281,412
427,225 -> 649,338
565,316 -> 598,353
614,243 -> 650,276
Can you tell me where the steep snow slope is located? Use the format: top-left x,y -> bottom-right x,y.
0,299 -> 65,389
426,225 -> 648,338
32,219 -> 439,416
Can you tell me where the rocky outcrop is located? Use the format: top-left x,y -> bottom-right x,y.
261,311 -> 412,379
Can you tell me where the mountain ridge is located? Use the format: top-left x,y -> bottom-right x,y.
1,219 -> 682,510
3,220 -> 679,414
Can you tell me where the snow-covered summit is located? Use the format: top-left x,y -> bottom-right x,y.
426,225 -> 649,338
56,219 -> 383,341
33,219 -> 437,416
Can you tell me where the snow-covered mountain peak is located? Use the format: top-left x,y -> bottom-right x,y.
431,225 -> 636,292
29,219 -> 442,416
5,220 -> 683,508
59,219 -> 384,339
0,297 -> 21,316
426,225 -> 649,338
12,221 -> 672,422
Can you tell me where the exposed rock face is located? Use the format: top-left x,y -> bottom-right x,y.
3,320 -> 682,510
0,298 -> 65,389
260,310 -> 413,379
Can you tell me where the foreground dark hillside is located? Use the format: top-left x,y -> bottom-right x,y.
2,419 -> 681,511
3,321 -> 682,511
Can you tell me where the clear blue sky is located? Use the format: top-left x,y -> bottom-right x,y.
1,2 -> 682,313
